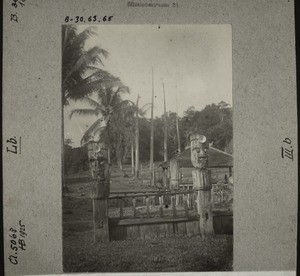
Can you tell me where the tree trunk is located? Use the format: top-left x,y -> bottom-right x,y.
62,97 -> 69,194
116,135 -> 128,177
163,83 -> 168,162
135,95 -> 140,179
107,146 -> 111,164
107,123 -> 111,164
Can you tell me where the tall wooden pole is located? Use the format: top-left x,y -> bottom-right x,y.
89,142 -> 111,243
150,67 -> 155,186
190,134 -> 214,236
176,91 -> 181,153
163,83 -> 168,162
135,94 -> 140,179
131,137 -> 135,175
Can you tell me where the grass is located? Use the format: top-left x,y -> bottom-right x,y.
63,164 -> 233,272
63,231 -> 233,272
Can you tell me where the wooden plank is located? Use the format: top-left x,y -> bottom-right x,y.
177,222 -> 187,236
194,193 -> 198,213
159,195 -> 163,217
229,167 -> 232,177
109,190 -> 195,200
139,225 -> 147,239
173,222 -> 178,235
187,193 -> 191,209
144,224 -> 157,239
213,210 -> 233,216
152,224 -> 160,238
171,195 -> 176,217
146,196 -> 150,217
132,197 -> 137,218
184,194 -> 188,216
119,198 -> 123,218
109,216 -> 199,226
175,194 -> 180,206
158,224 -> 166,238
165,223 -> 174,238
141,173 -> 144,185
109,225 -> 127,241
151,195 -> 154,205
186,220 -> 200,237
126,225 -> 140,240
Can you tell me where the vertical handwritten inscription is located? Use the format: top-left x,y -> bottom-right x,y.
6,136 -> 21,154
281,137 -> 293,161
8,220 -> 27,265
10,0 -> 26,23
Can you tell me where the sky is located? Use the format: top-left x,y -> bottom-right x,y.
64,25 -> 232,147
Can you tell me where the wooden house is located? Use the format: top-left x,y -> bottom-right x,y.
159,146 -> 233,189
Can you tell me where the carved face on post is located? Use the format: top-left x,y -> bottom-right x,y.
190,134 -> 208,169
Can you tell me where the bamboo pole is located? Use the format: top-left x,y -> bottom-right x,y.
150,67 -> 155,185
175,90 -> 181,153
135,94 -> 140,179
131,138 -> 135,175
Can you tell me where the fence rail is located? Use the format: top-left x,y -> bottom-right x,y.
108,189 -> 198,220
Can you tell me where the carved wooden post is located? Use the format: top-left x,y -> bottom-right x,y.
170,159 -> 179,189
190,134 -> 214,236
229,166 -> 232,177
162,168 -> 168,188
90,142 -> 110,243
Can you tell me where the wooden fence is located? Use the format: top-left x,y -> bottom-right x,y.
108,189 -> 200,240
107,188 -> 232,241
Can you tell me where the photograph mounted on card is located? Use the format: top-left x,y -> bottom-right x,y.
2,0 -> 297,275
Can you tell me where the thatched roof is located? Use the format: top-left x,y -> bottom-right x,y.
160,146 -> 233,169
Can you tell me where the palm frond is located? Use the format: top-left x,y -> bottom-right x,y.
113,100 -> 134,112
80,118 -> 105,145
67,78 -> 118,100
139,103 -> 152,115
77,96 -> 102,110
71,27 -> 97,49
108,86 -> 130,106
117,85 -> 130,94
63,47 -> 109,85
69,108 -> 99,119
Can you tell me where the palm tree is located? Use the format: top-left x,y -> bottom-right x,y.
127,96 -> 151,179
108,96 -> 151,178
62,25 -> 118,105
62,25 -> 119,191
70,85 -> 130,164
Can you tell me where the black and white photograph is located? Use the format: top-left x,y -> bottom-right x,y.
3,1 -> 298,275
62,24 -> 233,272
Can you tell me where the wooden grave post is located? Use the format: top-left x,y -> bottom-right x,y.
190,134 -> 214,236
169,159 -> 179,189
89,141 -> 111,243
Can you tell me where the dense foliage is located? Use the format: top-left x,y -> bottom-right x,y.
65,102 -> 232,174
136,102 -> 233,162
63,26 -> 232,174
